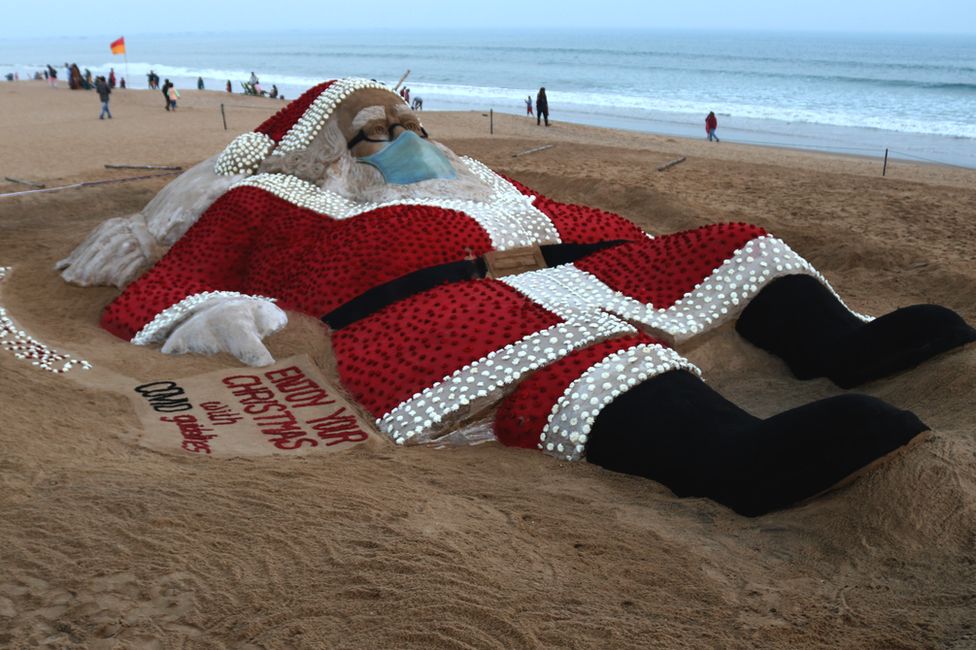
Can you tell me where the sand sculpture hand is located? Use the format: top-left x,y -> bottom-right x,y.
57,156 -> 243,288
160,298 -> 288,367
55,213 -> 157,287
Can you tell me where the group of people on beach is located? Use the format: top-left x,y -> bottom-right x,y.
232,71 -> 280,99
38,63 -> 124,91
26,65 -> 725,142
399,86 -> 422,110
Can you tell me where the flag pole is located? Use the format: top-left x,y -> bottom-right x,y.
124,50 -> 129,87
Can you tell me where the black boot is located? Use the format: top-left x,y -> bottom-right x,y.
586,370 -> 926,516
735,275 -> 975,388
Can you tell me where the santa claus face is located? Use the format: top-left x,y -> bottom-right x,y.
255,84 -> 491,202
335,88 -> 424,158
332,88 -> 456,186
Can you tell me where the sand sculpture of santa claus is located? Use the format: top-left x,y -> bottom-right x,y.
58,78 -> 975,516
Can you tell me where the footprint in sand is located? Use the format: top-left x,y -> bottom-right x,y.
0,571 -> 203,647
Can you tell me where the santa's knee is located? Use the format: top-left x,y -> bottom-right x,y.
494,335 -> 925,515
493,334 -> 701,459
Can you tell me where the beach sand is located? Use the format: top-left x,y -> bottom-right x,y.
1,81 -> 974,648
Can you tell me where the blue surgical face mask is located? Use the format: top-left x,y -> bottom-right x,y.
356,131 -> 457,185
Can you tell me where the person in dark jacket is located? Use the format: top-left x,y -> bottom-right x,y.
706,111 -> 720,142
95,76 -> 112,119
161,79 -> 173,111
536,87 -> 549,126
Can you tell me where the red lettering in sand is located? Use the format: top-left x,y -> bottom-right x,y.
160,413 -> 217,454
222,374 -> 262,388
305,407 -> 369,446
264,366 -> 335,408
221,368 -> 367,451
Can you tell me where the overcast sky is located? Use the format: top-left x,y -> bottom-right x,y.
6,0 -> 975,37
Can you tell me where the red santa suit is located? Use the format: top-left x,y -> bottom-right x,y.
99,79 -> 868,461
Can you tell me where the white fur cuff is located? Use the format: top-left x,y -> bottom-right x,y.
214,132 -> 276,176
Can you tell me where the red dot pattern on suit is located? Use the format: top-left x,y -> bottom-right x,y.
332,279 -> 561,417
494,334 -> 662,449
280,205 -> 493,317
575,222 -> 768,309
101,187 -> 495,339
254,81 -> 335,143
501,175 -> 645,243
100,186 -> 276,339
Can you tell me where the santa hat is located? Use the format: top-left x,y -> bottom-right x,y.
214,78 -> 404,176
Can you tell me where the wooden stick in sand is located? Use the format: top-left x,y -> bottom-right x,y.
657,156 -> 687,172
105,164 -> 183,171
512,144 -> 556,158
394,69 -> 411,92
0,172 -> 181,199
4,177 -> 46,188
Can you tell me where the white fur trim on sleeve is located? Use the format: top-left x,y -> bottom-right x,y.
131,291 -> 278,345
214,132 -> 276,176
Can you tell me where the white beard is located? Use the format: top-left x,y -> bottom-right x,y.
317,143 -> 496,205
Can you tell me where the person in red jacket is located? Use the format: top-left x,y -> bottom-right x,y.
58,79 -> 974,516
706,111 -> 720,142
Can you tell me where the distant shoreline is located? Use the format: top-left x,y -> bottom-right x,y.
8,77 -> 971,172
3,29 -> 973,169
3,81 -> 974,191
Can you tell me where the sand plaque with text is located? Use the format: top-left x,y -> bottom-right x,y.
127,355 -> 377,456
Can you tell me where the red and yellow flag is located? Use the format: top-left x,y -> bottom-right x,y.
110,37 -> 126,55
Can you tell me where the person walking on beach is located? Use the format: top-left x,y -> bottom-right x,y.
95,76 -> 112,119
706,111 -> 720,142
161,79 -> 173,110
167,84 -> 180,111
226,80 -> 232,93
536,87 -> 549,126
46,64 -> 57,88
197,76 -> 205,90
108,68 -> 116,88
525,95 -> 533,117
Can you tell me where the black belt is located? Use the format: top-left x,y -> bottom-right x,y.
322,240 -> 626,330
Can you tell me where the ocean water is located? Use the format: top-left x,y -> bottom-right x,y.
2,29 -> 975,168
